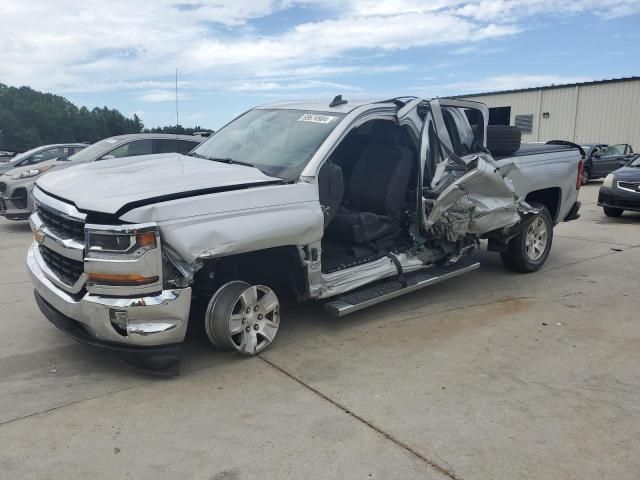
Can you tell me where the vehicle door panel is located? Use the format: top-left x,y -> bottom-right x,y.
417,99 -> 525,240
595,144 -> 626,176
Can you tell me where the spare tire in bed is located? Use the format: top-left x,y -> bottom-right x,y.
487,125 -> 521,157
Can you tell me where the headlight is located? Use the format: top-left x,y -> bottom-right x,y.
86,227 -> 158,261
12,165 -> 52,180
603,174 -> 615,188
85,225 -> 161,288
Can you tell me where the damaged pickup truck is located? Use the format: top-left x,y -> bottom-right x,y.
27,97 -> 583,374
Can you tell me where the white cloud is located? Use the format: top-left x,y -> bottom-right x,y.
139,90 -> 189,102
414,74 -> 593,96
0,0 -> 635,104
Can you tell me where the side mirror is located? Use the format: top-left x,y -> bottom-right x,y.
618,160 -> 629,167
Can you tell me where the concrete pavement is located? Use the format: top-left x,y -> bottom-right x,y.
1,183 -> 639,479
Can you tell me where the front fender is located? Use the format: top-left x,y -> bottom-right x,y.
120,183 -> 324,263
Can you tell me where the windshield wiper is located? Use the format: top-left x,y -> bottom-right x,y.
208,157 -> 255,168
189,152 -> 254,167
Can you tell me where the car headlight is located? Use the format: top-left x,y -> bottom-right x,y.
85,225 -> 161,287
603,174 -> 615,188
12,165 -> 52,180
86,227 -> 158,261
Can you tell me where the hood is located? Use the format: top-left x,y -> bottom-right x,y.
36,153 -> 282,215
1,159 -> 67,179
613,165 -> 640,181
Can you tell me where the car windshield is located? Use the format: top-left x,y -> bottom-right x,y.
629,155 -> 640,167
191,109 -> 345,180
67,138 -> 122,163
7,146 -> 44,164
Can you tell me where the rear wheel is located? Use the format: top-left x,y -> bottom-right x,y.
501,204 -> 553,273
205,281 -> 280,355
603,206 -> 624,218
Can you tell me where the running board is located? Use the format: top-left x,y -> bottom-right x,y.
324,256 -> 480,317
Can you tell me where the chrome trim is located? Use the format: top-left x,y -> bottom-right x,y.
30,212 -> 84,262
324,261 -> 480,317
617,181 -> 640,193
30,241 -> 87,294
28,244 -> 191,347
32,186 -> 86,221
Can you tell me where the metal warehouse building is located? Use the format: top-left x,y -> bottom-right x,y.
457,76 -> 640,148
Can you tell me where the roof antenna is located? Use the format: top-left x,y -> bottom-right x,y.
175,67 -> 179,151
329,94 -> 348,108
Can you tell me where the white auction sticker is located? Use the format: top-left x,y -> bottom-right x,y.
298,113 -> 335,124
103,139 -> 118,144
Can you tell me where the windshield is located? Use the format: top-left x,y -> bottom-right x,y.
67,138 -> 122,163
629,154 -> 640,167
7,146 -> 44,164
191,109 -> 345,180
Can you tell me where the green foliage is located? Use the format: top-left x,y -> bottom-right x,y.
144,125 -> 213,136
0,83 -> 144,151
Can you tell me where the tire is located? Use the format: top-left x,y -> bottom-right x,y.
487,125 -> 522,157
501,204 -> 553,273
581,167 -> 590,186
205,281 -> 280,356
603,206 -> 623,218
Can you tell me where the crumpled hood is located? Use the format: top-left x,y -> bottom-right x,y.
36,153 -> 282,214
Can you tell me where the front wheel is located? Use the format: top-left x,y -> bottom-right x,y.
205,281 -> 281,356
501,204 -> 553,273
603,206 -> 623,217
581,167 -> 590,186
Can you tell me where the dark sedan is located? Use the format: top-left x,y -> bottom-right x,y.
584,143 -> 634,185
598,154 -> 640,217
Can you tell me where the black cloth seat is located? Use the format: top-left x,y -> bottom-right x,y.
327,123 -> 414,246
318,161 -> 344,227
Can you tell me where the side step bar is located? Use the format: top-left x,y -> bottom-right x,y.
324,256 -> 480,317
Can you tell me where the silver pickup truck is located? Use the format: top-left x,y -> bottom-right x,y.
27,97 -> 583,375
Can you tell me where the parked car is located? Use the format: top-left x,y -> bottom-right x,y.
27,97 -> 582,375
584,143 -> 634,182
597,153 -> 640,217
0,143 -> 86,175
0,134 -> 203,220
580,143 -> 607,185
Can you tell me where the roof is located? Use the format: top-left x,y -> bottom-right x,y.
257,98 -> 406,114
107,133 -> 205,142
34,143 -> 88,148
456,76 -> 640,99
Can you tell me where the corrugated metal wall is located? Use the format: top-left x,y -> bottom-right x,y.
460,79 -> 640,148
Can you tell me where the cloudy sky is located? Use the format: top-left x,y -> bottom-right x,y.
1,0 -> 639,129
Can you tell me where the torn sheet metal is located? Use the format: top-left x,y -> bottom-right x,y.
424,154 -> 526,241
310,253 -> 425,299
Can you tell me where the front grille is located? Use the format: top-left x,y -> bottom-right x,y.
40,245 -> 84,286
618,181 -> 640,193
0,182 -> 6,194
38,206 -> 85,242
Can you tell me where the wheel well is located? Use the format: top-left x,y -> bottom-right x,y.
526,188 -> 561,222
193,246 -> 308,302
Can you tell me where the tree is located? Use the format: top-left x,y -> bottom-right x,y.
0,83 -> 145,151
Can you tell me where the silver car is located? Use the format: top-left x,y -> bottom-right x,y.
0,134 -> 203,220
0,143 -> 87,175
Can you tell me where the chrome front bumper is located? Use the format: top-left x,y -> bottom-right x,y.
28,243 -> 192,347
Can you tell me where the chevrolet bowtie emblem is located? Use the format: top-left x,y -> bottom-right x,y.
33,230 -> 45,245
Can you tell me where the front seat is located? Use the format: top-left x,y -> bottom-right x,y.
327,122 -> 414,247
